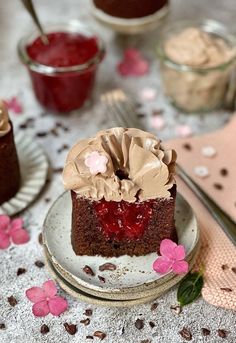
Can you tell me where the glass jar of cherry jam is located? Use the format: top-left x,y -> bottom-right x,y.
18,22 -> 105,113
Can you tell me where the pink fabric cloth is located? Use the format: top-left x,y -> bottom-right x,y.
166,115 -> 236,311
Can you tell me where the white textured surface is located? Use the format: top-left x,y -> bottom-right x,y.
0,0 -> 236,342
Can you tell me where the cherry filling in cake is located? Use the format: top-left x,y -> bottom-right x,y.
94,199 -> 154,241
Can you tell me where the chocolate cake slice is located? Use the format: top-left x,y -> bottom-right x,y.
63,127 -> 177,257
0,102 -> 21,205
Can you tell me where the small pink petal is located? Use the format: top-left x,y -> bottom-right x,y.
26,287 -> 46,303
151,116 -> 165,130
172,260 -> 189,274
0,215 -> 10,231
153,256 -> 173,274
32,300 -> 50,317
140,87 -> 157,101
160,239 -> 177,259
48,296 -> 68,316
0,231 -> 10,249
42,280 -> 57,298
175,125 -> 193,138
10,228 -> 29,245
173,245 -> 186,261
10,218 -> 23,231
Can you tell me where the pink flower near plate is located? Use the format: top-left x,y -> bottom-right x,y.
4,96 -> 23,114
117,48 -> 149,77
85,151 -> 108,175
153,239 -> 189,275
0,215 -> 29,249
26,280 -> 68,317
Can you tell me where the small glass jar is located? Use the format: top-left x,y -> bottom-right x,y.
156,20 -> 236,113
18,22 -> 105,114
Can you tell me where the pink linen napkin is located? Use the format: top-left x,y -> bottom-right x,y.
166,115 -> 236,311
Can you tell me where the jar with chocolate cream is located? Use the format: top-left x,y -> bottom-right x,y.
156,20 -> 236,113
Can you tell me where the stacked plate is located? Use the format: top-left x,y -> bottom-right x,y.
43,191 -> 200,307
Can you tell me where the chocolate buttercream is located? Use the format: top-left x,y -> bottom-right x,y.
63,128 -> 176,202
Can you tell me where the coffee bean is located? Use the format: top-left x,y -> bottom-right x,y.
7,296 -> 17,307
179,327 -> 192,341
149,321 -> 155,329
220,168 -> 228,176
213,183 -> 223,190
183,143 -> 192,151
93,331 -> 106,340
35,260 -> 45,268
150,303 -> 158,311
98,276 -> 106,283
40,324 -> 49,335
17,268 -> 26,276
83,265 -> 95,276
80,318 -> 90,326
218,329 -> 228,338
64,323 -> 77,335
201,328 -> 210,336
86,336 -> 94,340
231,267 -> 236,274
99,263 -> 116,272
135,319 -> 144,330
0,323 -> 6,330
221,264 -> 229,270
84,309 -> 93,316
220,287 -> 232,292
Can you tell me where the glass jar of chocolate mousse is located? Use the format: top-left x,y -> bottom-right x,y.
156,20 -> 236,113
91,0 -> 169,34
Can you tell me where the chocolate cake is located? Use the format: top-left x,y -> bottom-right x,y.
0,101 -> 21,205
63,128 -> 177,257
93,0 -> 168,19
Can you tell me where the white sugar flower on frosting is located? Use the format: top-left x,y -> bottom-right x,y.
85,151 -> 108,175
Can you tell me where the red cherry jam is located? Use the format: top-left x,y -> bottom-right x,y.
26,32 -> 102,113
94,199 -> 154,241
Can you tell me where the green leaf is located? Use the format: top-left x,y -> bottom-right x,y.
177,271 -> 204,306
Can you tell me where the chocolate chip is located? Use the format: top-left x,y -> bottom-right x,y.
150,303 -> 158,311
140,340 -> 151,343
99,263 -> 117,272
84,309 -> 93,316
98,276 -> 106,283
149,321 -> 155,329
0,323 -> 6,330
17,268 -> 26,276
93,331 -> 106,340
218,329 -> 228,338
135,319 -> 144,330
220,168 -> 228,176
83,265 -> 95,276
213,183 -> 223,190
38,232 -> 43,245
53,167 -> 63,173
170,305 -> 182,315
8,295 -> 17,307
36,131 -> 48,137
179,327 -> 192,341
220,287 -> 232,292
86,336 -> 94,340
201,328 -> 210,336
80,318 -> 90,326
183,143 -> 192,151
221,264 -> 229,270
40,324 -> 50,335
231,267 -> 236,274
64,323 -> 77,335
35,260 -> 45,268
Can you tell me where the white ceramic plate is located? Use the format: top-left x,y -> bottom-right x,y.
43,191 -> 199,294
0,131 -> 49,216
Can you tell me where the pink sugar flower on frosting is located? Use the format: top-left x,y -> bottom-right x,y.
4,96 -> 23,114
26,280 -> 68,317
117,48 -> 149,77
153,239 -> 189,275
85,151 -> 108,175
0,215 -> 30,249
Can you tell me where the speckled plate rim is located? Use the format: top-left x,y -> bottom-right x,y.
44,248 -> 198,308
44,240 -> 200,301
0,131 -> 49,216
43,191 -> 199,294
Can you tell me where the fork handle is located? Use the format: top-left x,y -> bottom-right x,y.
177,164 -> 236,245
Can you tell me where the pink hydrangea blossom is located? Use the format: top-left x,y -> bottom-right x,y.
0,215 -> 29,249
153,239 -> 189,275
26,280 -> 68,317
4,96 -> 23,114
117,48 -> 149,77
85,151 -> 108,175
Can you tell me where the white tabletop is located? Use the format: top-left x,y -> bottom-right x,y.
0,1 -> 235,342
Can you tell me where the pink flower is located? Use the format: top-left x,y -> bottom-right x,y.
0,215 -> 30,249
26,280 -> 68,317
4,96 -> 23,114
85,151 -> 108,175
175,125 -> 193,138
153,239 -> 189,275
117,48 -> 149,77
